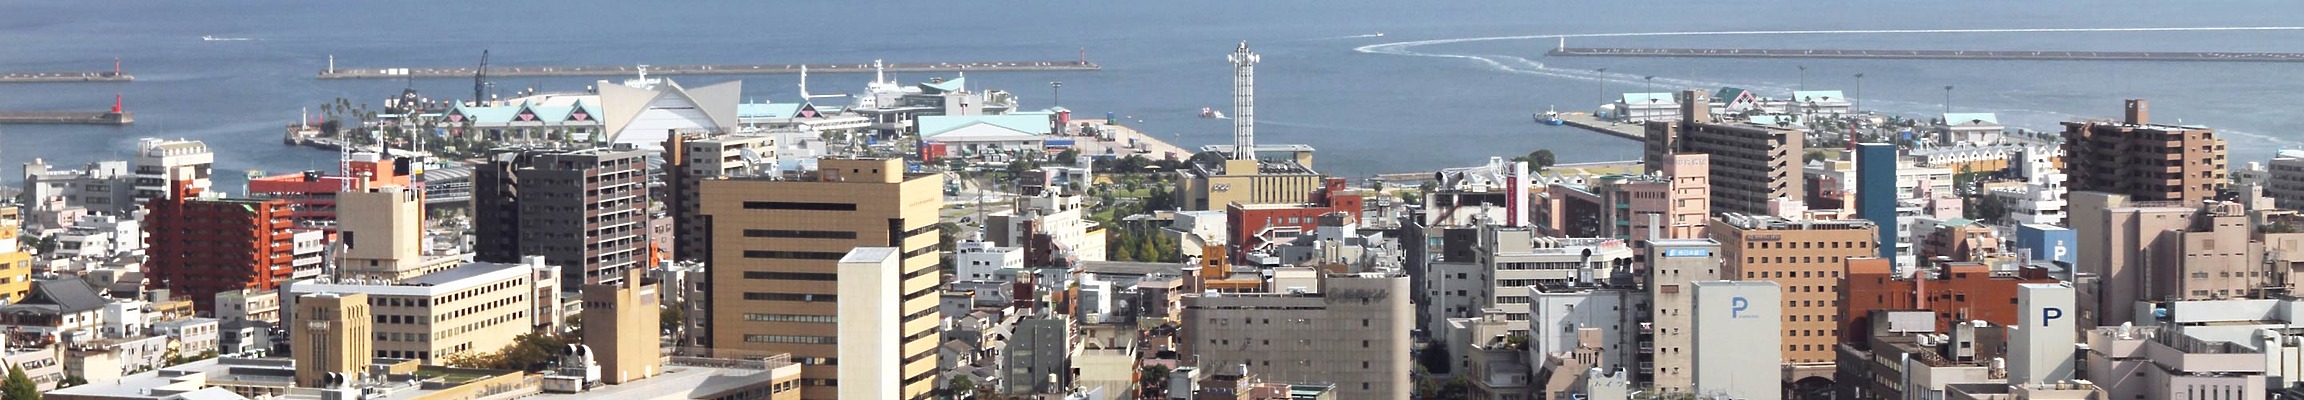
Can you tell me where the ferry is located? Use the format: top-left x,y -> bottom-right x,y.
1535,106 -> 1564,126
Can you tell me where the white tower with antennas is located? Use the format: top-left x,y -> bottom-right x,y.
1228,41 -> 1259,160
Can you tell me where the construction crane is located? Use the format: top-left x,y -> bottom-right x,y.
473,50 -> 490,105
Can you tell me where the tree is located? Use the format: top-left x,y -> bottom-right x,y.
1053,148 -> 1080,166
1805,150 -> 1830,163
660,301 -> 686,334
1139,365 -> 1172,398
3,365 -> 36,400
1419,341 -> 1454,374
1512,149 -> 1557,171
950,375 -> 978,397
445,332 -> 570,371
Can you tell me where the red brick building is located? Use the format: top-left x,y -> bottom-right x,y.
1225,178 -> 1363,261
1839,258 -> 2058,344
145,197 -> 298,311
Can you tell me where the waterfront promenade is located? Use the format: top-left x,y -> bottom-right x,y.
320,60 -> 1099,79
1072,119 -> 1192,159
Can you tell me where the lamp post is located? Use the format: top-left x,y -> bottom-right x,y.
1853,73 -> 1865,111
1596,68 -> 1609,109
1797,65 -> 1807,91
1644,75 -> 1656,120
1944,85 -> 1954,114
1050,81 -> 1063,108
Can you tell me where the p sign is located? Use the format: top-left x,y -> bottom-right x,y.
2041,307 -> 2063,327
1731,296 -> 1751,318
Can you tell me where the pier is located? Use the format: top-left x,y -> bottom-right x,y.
1556,112 -> 1644,142
0,60 -> 134,83
1546,47 -> 2304,62
319,60 -> 1101,80
0,111 -> 133,125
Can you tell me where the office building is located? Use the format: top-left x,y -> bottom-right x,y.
1644,90 -> 1805,215
698,158 -> 941,399
20,159 -> 136,220
583,268 -> 662,384
1835,310 -> 2010,400
1177,273 -> 1411,399
1425,157 -> 1536,228
1691,280 -> 1782,400
291,292 -> 369,388
473,147 -> 649,289
285,257 -> 563,364
2070,191 -> 2196,326
2060,99 -> 2226,205
337,183 -> 463,281
1839,258 -> 2059,344
1715,214 -> 1877,366
2267,150 -> 2304,211
1642,238 -> 1723,393
1178,145 -> 1325,212
2008,283 -> 2075,385
1856,143 -> 1897,259
662,132 -> 778,263
144,197 -> 300,311
1478,225 -> 1634,326
1533,153 -> 1711,242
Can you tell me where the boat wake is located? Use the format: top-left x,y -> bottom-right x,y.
201,35 -> 255,41
1354,26 -> 2304,146
1310,33 -> 1386,41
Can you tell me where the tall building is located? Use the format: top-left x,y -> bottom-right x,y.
1533,153 -> 1711,242
2060,99 -> 2226,205
1177,273 -> 1411,399
583,268 -> 662,384
1644,90 -> 1805,215
2069,191 -> 2196,327
1642,238 -> 1723,393
698,158 -> 941,399
132,138 -> 214,205
833,247 -> 907,400
2267,150 -> 2304,210
291,292 -> 369,388
0,207 -> 30,302
473,147 -> 649,289
145,198 -> 299,311
1691,280 -> 1783,400
2007,283 -> 2076,385
1855,143 -> 1897,259
662,132 -> 779,263
1714,214 -> 1878,367
336,183 -> 461,281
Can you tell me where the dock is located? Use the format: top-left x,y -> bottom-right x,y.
319,60 -> 1101,80
0,111 -> 133,125
0,71 -> 132,83
1556,112 -> 1644,142
1546,47 -> 2304,62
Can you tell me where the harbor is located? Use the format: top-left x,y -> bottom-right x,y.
318,59 -> 1101,80
1546,47 -> 2304,62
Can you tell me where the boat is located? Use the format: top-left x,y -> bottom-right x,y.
1200,107 -> 1227,119
1536,106 -> 1564,126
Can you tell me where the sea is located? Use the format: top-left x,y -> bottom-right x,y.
5,0 -> 2304,190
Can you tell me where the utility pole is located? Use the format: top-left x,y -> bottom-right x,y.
1596,68 -> 1608,110
1853,73 -> 1865,111
1051,81 -> 1063,108
1944,85 -> 1955,114
1797,65 -> 1807,91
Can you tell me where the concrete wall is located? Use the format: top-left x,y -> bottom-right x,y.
1692,280 -> 1782,400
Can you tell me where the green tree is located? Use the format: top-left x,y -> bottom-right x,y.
3,365 -> 37,400
1139,365 -> 1172,398
1805,150 -> 1830,163
660,302 -> 686,334
1513,149 -> 1557,170
445,332 -> 570,371
1053,148 -> 1080,165
1419,341 -> 1454,374
950,375 -> 978,397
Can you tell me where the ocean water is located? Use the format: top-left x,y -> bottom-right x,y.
4,0 -> 2303,188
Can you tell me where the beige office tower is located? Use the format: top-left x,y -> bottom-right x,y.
584,268 -> 662,384
336,183 -> 456,281
1643,239 -> 1724,393
293,292 -> 370,388
700,158 -> 941,399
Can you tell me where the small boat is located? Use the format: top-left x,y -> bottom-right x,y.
1200,107 -> 1227,119
1536,106 -> 1564,126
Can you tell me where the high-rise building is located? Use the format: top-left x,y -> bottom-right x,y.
583,268 -> 662,384
1714,214 -> 1878,368
2266,150 -> 2304,210
2060,99 -> 2226,205
131,138 -> 214,205
336,183 -> 462,281
1642,238 -> 1723,393
1855,143 -> 1897,259
473,147 -> 649,289
145,198 -> 299,311
698,158 -> 941,399
663,132 -> 779,263
291,292 -> 369,388
1691,280 -> 1783,400
1644,90 -> 1805,215
1177,272 -> 1411,399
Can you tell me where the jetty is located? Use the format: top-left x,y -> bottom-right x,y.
0,60 -> 133,83
1546,47 -> 2304,62
1556,112 -> 1643,142
0,95 -> 133,125
319,60 -> 1101,80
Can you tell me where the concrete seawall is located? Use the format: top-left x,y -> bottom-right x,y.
0,112 -> 134,125
1548,47 -> 2304,62
0,72 -> 133,83
320,60 -> 1100,80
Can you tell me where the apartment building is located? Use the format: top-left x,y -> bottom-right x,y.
1644,90 -> 1804,215
1642,238 -> 1723,393
2060,99 -> 2227,205
1177,273 -> 1411,399
473,147 -> 650,289
144,198 -> 300,312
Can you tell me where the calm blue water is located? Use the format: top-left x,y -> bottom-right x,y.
4,0 -> 2304,188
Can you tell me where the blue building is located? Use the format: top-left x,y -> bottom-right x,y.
1856,143 -> 1897,258
2015,224 -> 2077,264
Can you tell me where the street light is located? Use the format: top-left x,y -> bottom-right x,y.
1644,76 -> 1656,120
1797,65 -> 1807,91
1596,68 -> 1609,109
1853,73 -> 1865,111
1050,81 -> 1063,108
1944,85 -> 1955,114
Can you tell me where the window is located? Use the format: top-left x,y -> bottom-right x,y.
741,201 -> 856,211
744,335 -> 837,344
743,250 -> 848,260
742,229 -> 858,239
743,271 -> 839,281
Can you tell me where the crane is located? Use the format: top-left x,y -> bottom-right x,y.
473,50 -> 489,105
